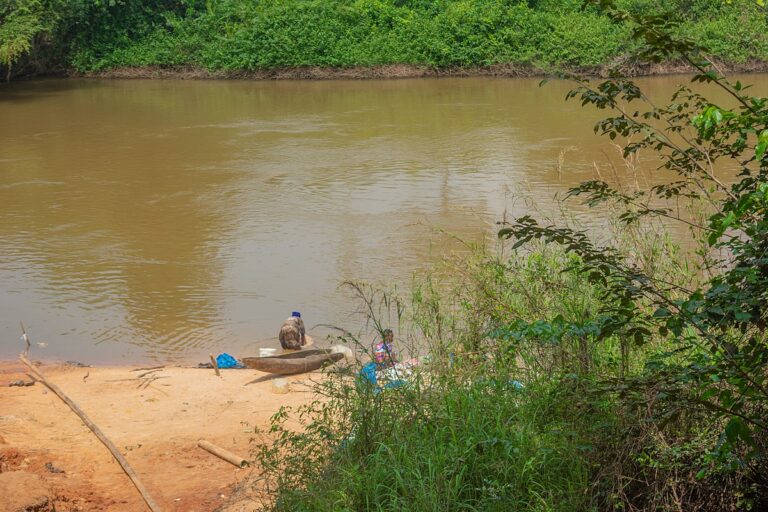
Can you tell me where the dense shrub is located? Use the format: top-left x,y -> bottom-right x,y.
3,0 -> 768,78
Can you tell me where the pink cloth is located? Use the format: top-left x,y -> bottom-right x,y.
373,342 -> 396,365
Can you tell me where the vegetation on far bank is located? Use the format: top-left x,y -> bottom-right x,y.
3,0 -> 768,80
244,2 -> 768,510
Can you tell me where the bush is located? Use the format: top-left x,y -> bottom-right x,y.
6,0 -> 768,77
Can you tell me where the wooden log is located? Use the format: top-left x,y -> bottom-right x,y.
209,354 -> 221,377
197,440 -> 249,468
19,354 -> 162,512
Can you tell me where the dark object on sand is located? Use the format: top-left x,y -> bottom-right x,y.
9,380 -> 34,387
45,462 -> 64,473
66,361 -> 91,368
242,349 -> 344,375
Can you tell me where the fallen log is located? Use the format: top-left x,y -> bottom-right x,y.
19,354 -> 162,512
197,440 -> 249,468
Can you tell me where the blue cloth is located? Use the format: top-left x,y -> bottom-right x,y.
292,311 -> 301,318
510,379 -> 524,390
358,362 -> 407,394
359,362 -> 378,385
216,353 -> 244,369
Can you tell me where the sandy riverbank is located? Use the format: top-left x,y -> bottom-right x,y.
0,359 -> 323,512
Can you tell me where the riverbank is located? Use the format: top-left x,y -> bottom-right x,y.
0,360 -> 319,511
30,59 -> 768,82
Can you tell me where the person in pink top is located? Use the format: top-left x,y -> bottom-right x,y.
373,329 -> 398,368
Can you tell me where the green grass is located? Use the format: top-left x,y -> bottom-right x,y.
263,368 -> 600,511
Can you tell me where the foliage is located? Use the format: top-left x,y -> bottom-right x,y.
0,0 -> 66,79
493,0 -> 768,505
0,3 -> 38,78
4,0 -> 768,78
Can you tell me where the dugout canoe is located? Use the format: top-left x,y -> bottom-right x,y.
242,349 -> 345,375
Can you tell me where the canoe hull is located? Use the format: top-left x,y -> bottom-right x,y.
242,349 -> 344,375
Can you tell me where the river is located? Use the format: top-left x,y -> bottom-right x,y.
0,75 -> 763,362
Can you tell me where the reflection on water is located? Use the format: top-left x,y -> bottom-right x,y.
0,76 -> 762,362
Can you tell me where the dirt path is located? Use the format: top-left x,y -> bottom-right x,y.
0,360 -> 320,511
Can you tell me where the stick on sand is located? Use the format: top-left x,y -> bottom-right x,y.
19,354 -> 162,512
20,321 -> 30,356
197,440 -> 249,468
209,353 -> 221,377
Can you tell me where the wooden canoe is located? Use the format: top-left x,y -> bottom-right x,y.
242,349 -> 345,375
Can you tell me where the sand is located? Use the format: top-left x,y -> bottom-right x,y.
0,359 -> 321,511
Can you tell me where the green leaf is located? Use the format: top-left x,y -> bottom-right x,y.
756,130 -> 768,160
723,417 -> 755,447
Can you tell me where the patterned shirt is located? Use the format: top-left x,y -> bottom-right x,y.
373,341 -> 396,366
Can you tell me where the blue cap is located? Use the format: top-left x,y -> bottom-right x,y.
292,311 -> 301,318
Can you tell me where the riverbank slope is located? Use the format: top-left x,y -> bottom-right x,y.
0,361 -> 316,511
71,59 -> 768,81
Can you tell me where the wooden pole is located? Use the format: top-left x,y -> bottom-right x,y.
197,440 -> 249,468
209,354 -> 221,377
19,354 -> 162,512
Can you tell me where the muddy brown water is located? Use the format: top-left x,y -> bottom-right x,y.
1,76 -> 764,362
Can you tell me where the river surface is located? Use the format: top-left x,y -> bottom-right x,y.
1,75 -> 764,362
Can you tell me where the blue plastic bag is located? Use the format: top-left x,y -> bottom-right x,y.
216,353 -> 244,369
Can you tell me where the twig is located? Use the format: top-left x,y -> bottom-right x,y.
137,369 -> 163,379
309,323 -> 354,337
209,354 -> 221,377
107,376 -> 170,383
19,354 -> 162,512
137,376 -> 169,390
145,383 -> 169,396
20,321 -> 30,356
131,365 -> 164,373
